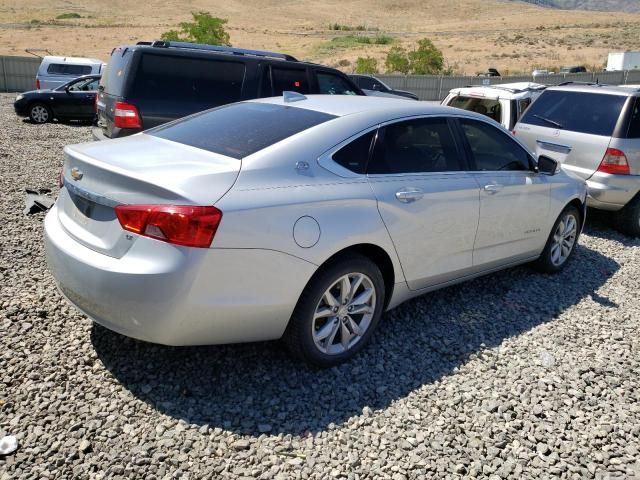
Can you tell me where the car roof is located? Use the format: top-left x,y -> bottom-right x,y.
42,55 -> 104,65
448,82 -> 544,99
547,84 -> 640,96
250,94 -> 473,118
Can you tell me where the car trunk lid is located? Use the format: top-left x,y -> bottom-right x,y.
58,134 -> 240,257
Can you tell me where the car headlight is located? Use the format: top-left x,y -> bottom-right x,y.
15,94 -> 24,101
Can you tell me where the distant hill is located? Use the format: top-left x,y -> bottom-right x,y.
518,0 -> 640,12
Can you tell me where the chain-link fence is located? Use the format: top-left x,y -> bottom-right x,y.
1,54 -> 640,98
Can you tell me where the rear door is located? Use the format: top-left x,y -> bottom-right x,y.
366,116 -> 480,290
515,90 -> 628,180
458,118 -> 550,267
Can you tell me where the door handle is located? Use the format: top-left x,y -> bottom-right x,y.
483,184 -> 503,194
395,188 -> 424,203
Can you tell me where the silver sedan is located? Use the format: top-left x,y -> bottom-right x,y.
45,95 -> 587,367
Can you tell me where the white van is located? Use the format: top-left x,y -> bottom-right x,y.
442,82 -> 546,131
35,56 -> 105,90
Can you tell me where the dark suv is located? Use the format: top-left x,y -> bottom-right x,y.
94,41 -> 364,139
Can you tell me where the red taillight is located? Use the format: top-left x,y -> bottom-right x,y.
113,101 -> 141,129
36,79 -> 40,90
115,205 -> 222,248
597,148 -> 630,175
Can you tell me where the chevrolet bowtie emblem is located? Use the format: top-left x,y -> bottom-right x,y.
70,167 -> 83,181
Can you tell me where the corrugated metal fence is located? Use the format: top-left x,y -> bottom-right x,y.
0,56 -> 40,92
2,54 -> 640,98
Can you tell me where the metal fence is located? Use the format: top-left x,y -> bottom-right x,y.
0,56 -> 40,92
2,54 -> 640,98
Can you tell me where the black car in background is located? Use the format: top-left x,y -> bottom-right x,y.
348,74 -> 419,100
95,41 -> 365,139
14,74 -> 101,124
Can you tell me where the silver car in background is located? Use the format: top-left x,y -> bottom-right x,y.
45,95 -> 586,366
515,84 -> 640,236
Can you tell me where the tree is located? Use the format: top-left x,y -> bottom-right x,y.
161,11 -> 231,46
354,57 -> 378,74
407,38 -> 444,75
384,46 -> 410,74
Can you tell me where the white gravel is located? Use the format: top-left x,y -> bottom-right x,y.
1,92 -> 639,479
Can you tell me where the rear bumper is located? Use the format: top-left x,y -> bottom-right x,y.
92,125 -> 139,141
586,172 -> 640,211
44,205 -> 317,346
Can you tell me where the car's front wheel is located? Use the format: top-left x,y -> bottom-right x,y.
29,103 -> 51,124
285,254 -> 385,367
534,205 -> 581,273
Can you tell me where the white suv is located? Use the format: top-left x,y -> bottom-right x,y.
442,82 -> 546,131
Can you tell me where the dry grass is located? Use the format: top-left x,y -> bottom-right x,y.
1,0 -> 639,74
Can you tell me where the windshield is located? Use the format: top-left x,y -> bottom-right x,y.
148,102 -> 336,159
447,95 -> 502,123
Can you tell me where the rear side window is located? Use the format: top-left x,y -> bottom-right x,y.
131,54 -> 245,106
332,130 -> 376,173
101,49 -> 134,95
461,119 -> 531,171
447,96 -> 502,123
148,102 -> 335,159
47,63 -> 92,76
317,72 -> 358,95
627,97 -> 640,138
270,67 -> 309,96
520,90 -> 626,136
368,118 -> 462,174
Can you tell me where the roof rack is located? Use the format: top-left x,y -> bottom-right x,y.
556,81 -> 606,87
138,40 -> 298,62
461,84 -> 546,94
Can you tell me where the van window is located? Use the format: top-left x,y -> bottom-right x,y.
46,64 -> 92,76
148,102 -> 335,159
520,90 -> 627,136
447,96 -> 502,123
131,54 -> 245,106
317,72 -> 358,95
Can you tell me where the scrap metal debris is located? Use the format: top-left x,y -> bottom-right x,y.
24,188 -> 54,215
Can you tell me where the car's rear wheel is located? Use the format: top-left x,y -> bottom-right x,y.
613,195 -> 640,237
534,205 -> 581,273
29,103 -> 51,124
285,254 -> 385,367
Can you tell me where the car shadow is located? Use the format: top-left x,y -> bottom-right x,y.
583,208 -> 640,247
21,118 -> 93,127
91,240 -> 619,436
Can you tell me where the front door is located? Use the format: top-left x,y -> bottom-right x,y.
458,118 -> 550,268
366,117 -> 480,291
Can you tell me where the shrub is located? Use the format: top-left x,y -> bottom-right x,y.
56,12 -> 81,19
385,46 -> 410,74
161,11 -> 231,46
407,38 -> 444,75
355,57 -> 378,74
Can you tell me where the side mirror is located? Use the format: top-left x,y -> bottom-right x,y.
537,155 -> 558,175
64,86 -> 71,94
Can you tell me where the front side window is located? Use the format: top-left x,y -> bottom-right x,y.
270,67 -> 309,96
460,119 -> 531,171
148,102 -> 335,159
317,72 -> 358,95
520,90 -> 626,136
368,118 -> 462,174
67,78 -> 99,91
332,130 -> 376,173
131,54 -> 245,106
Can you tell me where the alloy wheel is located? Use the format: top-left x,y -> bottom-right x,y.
550,212 -> 577,266
31,105 -> 49,123
311,272 -> 376,355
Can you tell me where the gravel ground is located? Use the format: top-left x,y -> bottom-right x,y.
1,92 -> 639,480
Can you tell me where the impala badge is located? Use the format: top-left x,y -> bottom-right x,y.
70,167 -> 83,181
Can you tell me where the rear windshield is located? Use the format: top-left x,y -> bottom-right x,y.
520,90 -> 626,136
46,63 -> 92,76
447,95 -> 502,123
148,102 -> 336,159
130,53 -> 246,106
101,48 -> 134,95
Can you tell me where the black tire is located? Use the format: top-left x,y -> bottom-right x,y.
534,205 -> 581,273
284,253 -> 386,368
613,195 -> 640,237
29,103 -> 52,124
